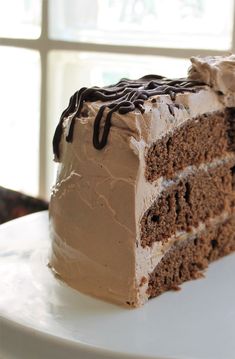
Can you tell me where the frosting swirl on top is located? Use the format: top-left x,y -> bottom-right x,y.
188,55 -> 235,107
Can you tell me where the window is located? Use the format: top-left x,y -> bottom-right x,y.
1,0 -> 235,199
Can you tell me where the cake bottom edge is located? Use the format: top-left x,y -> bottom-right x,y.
147,214 -> 235,299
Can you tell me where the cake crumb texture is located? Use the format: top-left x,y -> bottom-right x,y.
145,111 -> 230,182
141,159 -> 235,247
147,215 -> 235,298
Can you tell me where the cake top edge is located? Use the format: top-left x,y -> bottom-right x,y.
53,55 -> 235,159
53,75 -> 205,159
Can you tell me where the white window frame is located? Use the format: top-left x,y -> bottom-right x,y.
1,0 -> 235,199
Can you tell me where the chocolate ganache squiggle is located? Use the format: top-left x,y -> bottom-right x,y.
53,75 -> 204,158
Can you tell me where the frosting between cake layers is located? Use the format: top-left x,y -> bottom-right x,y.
188,54 -> 235,107
135,210 -> 231,304
130,88 -> 224,226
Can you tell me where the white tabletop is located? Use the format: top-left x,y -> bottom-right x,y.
0,211 -> 235,359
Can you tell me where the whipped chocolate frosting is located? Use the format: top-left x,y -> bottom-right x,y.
188,55 -> 235,107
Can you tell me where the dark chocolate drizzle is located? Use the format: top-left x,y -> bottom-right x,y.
53,75 -> 205,158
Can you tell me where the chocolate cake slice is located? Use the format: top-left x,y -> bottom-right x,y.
49,55 -> 235,307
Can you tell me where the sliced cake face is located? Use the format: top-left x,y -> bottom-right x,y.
50,55 -> 235,307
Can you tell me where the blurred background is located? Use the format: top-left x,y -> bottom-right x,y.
0,0 -> 234,202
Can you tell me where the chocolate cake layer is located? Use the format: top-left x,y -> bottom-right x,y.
147,214 -> 235,298
145,110 -> 234,182
141,158 -> 235,247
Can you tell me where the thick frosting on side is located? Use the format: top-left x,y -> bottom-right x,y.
188,55 -> 235,107
50,108 -> 139,306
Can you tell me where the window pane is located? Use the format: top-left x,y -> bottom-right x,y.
49,0 -> 234,50
0,47 -> 40,196
0,0 -> 42,39
48,50 -> 188,126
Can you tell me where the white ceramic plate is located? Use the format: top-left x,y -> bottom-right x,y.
0,211 -> 235,359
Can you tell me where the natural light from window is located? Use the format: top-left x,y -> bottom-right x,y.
0,0 -> 42,39
49,0 -> 234,49
0,0 -> 235,199
0,47 -> 40,196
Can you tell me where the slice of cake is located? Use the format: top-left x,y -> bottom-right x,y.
49,55 -> 235,307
